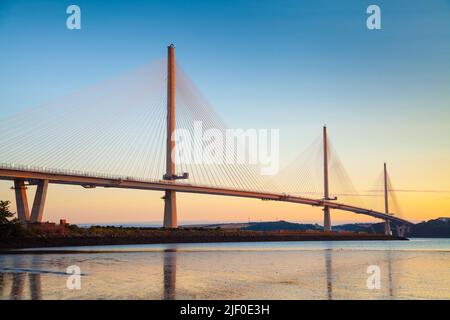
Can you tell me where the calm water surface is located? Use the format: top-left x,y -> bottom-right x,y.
0,239 -> 449,300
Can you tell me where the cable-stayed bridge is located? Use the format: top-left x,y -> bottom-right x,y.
0,45 -> 413,236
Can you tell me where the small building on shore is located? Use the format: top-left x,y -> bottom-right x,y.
29,219 -> 70,234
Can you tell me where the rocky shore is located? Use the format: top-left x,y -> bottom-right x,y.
0,227 -> 407,251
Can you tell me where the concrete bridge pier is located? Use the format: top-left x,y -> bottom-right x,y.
13,179 -> 49,225
13,179 -> 30,224
384,219 -> 392,236
30,179 -> 49,223
163,190 -> 177,228
396,224 -> 409,237
323,207 -> 331,231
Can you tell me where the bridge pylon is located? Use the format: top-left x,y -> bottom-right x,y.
163,44 -> 178,228
383,162 -> 392,236
323,126 -> 332,231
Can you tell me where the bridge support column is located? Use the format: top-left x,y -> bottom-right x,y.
384,220 -> 392,236
14,179 -> 30,225
322,126 -> 332,232
30,179 -> 48,223
396,224 -> 408,237
323,206 -> 331,231
163,190 -> 177,228
162,44 -> 178,228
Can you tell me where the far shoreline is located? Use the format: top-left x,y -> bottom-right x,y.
0,228 -> 408,252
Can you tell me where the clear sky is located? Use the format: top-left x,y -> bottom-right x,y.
0,0 -> 449,224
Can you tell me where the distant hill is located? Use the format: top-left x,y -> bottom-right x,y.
408,218 -> 450,238
242,221 -> 386,234
228,218 -> 450,238
333,223 -> 376,233
242,220 -> 321,232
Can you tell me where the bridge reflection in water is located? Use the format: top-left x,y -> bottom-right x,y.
325,249 -> 333,300
163,249 -> 177,300
0,246 -> 403,300
322,248 -> 395,300
1,255 -> 43,300
0,250 -> 179,300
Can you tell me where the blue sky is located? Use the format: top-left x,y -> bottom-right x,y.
1,0 -> 449,162
0,0 -> 450,222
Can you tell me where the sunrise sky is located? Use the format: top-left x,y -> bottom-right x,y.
0,0 -> 449,225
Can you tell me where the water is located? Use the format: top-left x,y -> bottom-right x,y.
0,239 -> 449,300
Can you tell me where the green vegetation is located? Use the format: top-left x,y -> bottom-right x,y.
62,225 -> 229,237
0,200 -> 24,237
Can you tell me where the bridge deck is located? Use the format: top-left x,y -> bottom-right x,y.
0,167 -> 412,225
